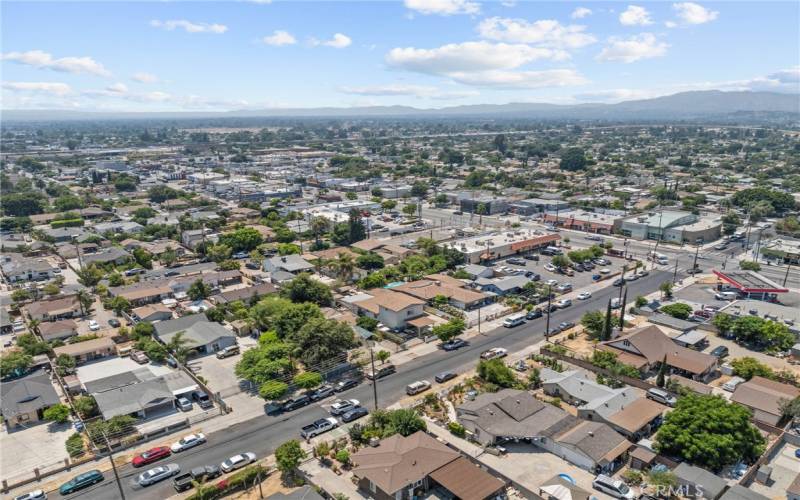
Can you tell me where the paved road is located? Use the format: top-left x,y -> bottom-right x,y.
51,272 -> 669,499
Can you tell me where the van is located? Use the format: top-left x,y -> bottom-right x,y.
365,364 -> 396,380
592,474 -> 636,499
405,380 -> 431,395
503,313 -> 526,328
544,246 -> 563,255
216,345 -> 240,359
715,291 -> 738,301
117,345 -> 133,357
723,376 -> 745,392
646,388 -> 677,407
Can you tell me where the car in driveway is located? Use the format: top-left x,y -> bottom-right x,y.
176,397 -> 193,412
133,446 -> 172,467
710,345 -> 729,358
59,470 -> 104,495
138,464 -> 180,486
108,318 -> 121,328
221,453 -> 256,473
577,291 -> 592,300
330,399 -> 360,416
281,394 -> 311,412
441,338 -> 468,351
310,385 -> 335,401
88,320 -> 100,331
334,379 -> 360,392
171,433 -> 206,453
480,347 -> 508,360
341,406 -> 369,423
435,371 -> 457,383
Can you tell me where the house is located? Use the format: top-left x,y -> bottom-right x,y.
131,303 -> 173,323
53,337 -> 116,364
351,431 -> 505,500
599,325 -> 718,381
263,255 -> 314,275
717,485 -> 770,500
211,283 -> 276,305
109,282 -> 173,306
462,264 -> 494,280
1,369 -> 61,428
456,389 -> 630,473
476,275 -> 530,296
181,229 -> 218,249
37,319 -> 79,342
392,278 -> 489,310
81,246 -> 131,266
25,296 -> 83,322
351,289 -> 425,330
93,379 -> 175,419
731,376 -> 800,426
153,314 -> 236,355
673,463 -> 728,500
93,221 -> 144,234
0,255 -> 58,283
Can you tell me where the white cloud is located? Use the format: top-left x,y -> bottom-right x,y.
338,84 -> 478,100
262,30 -> 296,46
403,0 -> 480,16
571,7 -> 592,19
665,21 -> 678,28
672,2 -> 718,24
2,81 -> 73,96
446,69 -> 588,88
500,0 -> 517,7
597,33 -> 668,63
476,17 -> 596,49
310,33 -> 352,48
132,72 -> 158,84
768,66 -> 800,84
619,5 -> 653,26
1,50 -> 111,77
386,41 -> 568,75
106,82 -> 129,94
150,19 -> 228,34
574,88 -> 658,102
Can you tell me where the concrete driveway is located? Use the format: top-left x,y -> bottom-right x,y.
1,419 -> 73,484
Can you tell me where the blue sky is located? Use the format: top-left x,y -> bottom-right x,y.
1,0 -> 798,111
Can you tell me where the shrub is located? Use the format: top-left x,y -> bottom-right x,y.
65,432 -> 85,458
447,422 -> 466,438
44,404 -> 71,424
335,449 -> 350,465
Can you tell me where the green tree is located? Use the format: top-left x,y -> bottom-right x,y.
559,147 -> 587,171
73,396 -> 97,419
431,318 -> 466,343
656,355 -> 667,388
288,317 -> 356,367
43,404 -> 71,424
280,273 -> 332,306
660,303 -> 693,320
187,279 -> 212,301
602,299 -> 614,341
108,272 -> 125,287
77,265 -> 104,288
219,227 -> 264,253
260,380 -> 289,400
477,359 -> 519,388
293,371 -> 323,390
731,316 -> 766,342
376,350 -> 391,364
712,312 -> 734,335
148,185 -> 180,203
655,393 -> 765,471
581,310 -> 606,340
0,351 -> 33,378
132,248 -> 153,269
275,440 -> 307,478
740,261 -> 761,271
551,254 -> 571,269
659,281 -> 674,299
356,252 -> 384,270
55,353 -> 76,376
730,357 -> 774,380
206,243 -> 232,263
108,296 -> 132,315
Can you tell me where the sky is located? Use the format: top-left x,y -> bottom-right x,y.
1,0 -> 799,112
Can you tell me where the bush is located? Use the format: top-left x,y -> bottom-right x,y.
660,303 -> 693,320
44,404 -> 71,424
447,422 -> 466,438
65,432 -> 85,458
477,359 -> 519,388
335,449 -> 350,465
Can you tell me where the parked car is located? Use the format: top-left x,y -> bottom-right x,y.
556,283 -> 573,292
341,406 -> 369,423
334,379 -> 360,392
694,310 -> 712,319
309,385 -> 335,401
600,268 -> 611,274
577,291 -> 592,300
544,264 -> 557,272
59,470 -> 104,495
215,345 -> 240,359
480,347 -> 508,360
245,261 -> 261,270
507,258 -> 526,266
435,371 -> 457,383
173,473 -> 195,493
591,274 -> 602,281
192,391 -> 213,409
583,262 -> 595,270
592,474 -> 636,499
281,394 -> 311,412
190,465 -> 221,482
176,397 -> 193,412
544,279 -> 559,287
171,433 -> 206,453
710,346 -> 729,358
556,299 -> 572,309
558,321 -> 575,331
220,453 -> 256,473
300,417 -> 339,439
441,338 -> 468,351
13,490 -> 46,500
133,447 -> 172,467
138,464 -> 180,486
88,320 -> 100,331
406,380 -> 431,395
646,388 -> 677,407
612,278 -> 625,286
636,270 -> 648,278
131,350 -> 149,364
108,318 -> 121,328
330,399 -> 360,416
573,263 -> 585,272
526,308 -> 543,320
523,254 -> 538,261
364,364 -> 395,380
232,252 -> 249,259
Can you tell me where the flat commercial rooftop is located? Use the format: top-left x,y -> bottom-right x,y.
713,270 -> 789,293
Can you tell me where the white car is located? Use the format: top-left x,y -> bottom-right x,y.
221,452 -> 256,473
544,279 -> 559,287
137,464 -> 180,486
577,291 -> 592,300
170,433 -> 206,453
13,490 -> 46,500
330,399 -> 360,416
480,347 -> 508,360
599,268 -> 611,274
88,320 -> 100,331
544,264 -> 557,272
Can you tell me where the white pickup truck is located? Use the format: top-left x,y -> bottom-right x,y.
300,417 -> 338,439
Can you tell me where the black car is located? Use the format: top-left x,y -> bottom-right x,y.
245,262 -> 261,270
524,254 -> 539,261
548,326 -> 562,335
310,385 -> 335,401
526,272 -> 541,281
583,262 -> 595,270
108,318 -> 121,328
574,263 -> 585,272
441,338 -> 468,351
281,395 -> 311,412
710,346 -> 729,358
334,379 -> 359,393
435,371 -> 457,383
612,278 -> 626,286
558,321 -> 575,330
526,309 -> 543,320
545,304 -> 559,313
341,406 -> 369,423
190,465 -> 221,481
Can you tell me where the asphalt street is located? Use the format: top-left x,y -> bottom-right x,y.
52,271 -> 669,500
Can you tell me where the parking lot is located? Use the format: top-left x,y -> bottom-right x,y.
497,252 -> 632,294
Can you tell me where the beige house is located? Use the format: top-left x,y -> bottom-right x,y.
731,376 -> 800,426
352,289 -> 425,330
54,337 -> 116,364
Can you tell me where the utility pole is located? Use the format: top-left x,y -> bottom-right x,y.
477,306 -> 481,335
691,244 -> 700,275
672,258 -> 679,283
101,432 -> 126,500
544,285 -> 552,341
369,347 -> 378,411
784,261 -> 793,287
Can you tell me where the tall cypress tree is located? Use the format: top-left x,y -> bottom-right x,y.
619,288 -> 628,330
656,355 -> 667,388
603,298 -> 613,341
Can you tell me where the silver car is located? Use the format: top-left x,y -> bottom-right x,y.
221,452 -> 256,473
137,464 -> 180,486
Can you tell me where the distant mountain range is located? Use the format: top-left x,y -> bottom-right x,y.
3,90 -> 799,122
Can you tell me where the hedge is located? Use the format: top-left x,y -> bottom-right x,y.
51,218 -> 84,229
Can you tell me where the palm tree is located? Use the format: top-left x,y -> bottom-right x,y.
310,216 -> 329,249
476,203 -> 488,226
167,331 -> 192,364
332,253 -> 356,283
76,290 -> 93,316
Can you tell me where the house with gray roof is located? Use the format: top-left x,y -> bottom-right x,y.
154,314 -> 236,356
475,275 -> 530,296
263,255 -> 314,274
673,463 -> 728,500
1,370 -> 61,428
82,246 -> 131,266
93,379 -> 175,419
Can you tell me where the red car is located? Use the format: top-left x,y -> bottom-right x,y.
132,446 -> 171,467
694,310 -> 712,319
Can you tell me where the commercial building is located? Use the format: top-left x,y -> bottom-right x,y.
761,237 -> 800,264
620,210 -> 721,243
542,210 -> 622,234
443,230 -> 561,264
459,197 -> 508,215
510,198 -> 570,216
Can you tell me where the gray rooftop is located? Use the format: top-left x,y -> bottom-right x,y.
0,370 -> 60,419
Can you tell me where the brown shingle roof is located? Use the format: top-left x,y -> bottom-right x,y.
606,398 -> 666,433
354,288 -> 425,313
601,325 -> 717,375
731,376 -> 800,418
428,456 -> 505,500
25,296 -> 80,318
54,337 -> 115,356
393,279 -> 486,305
